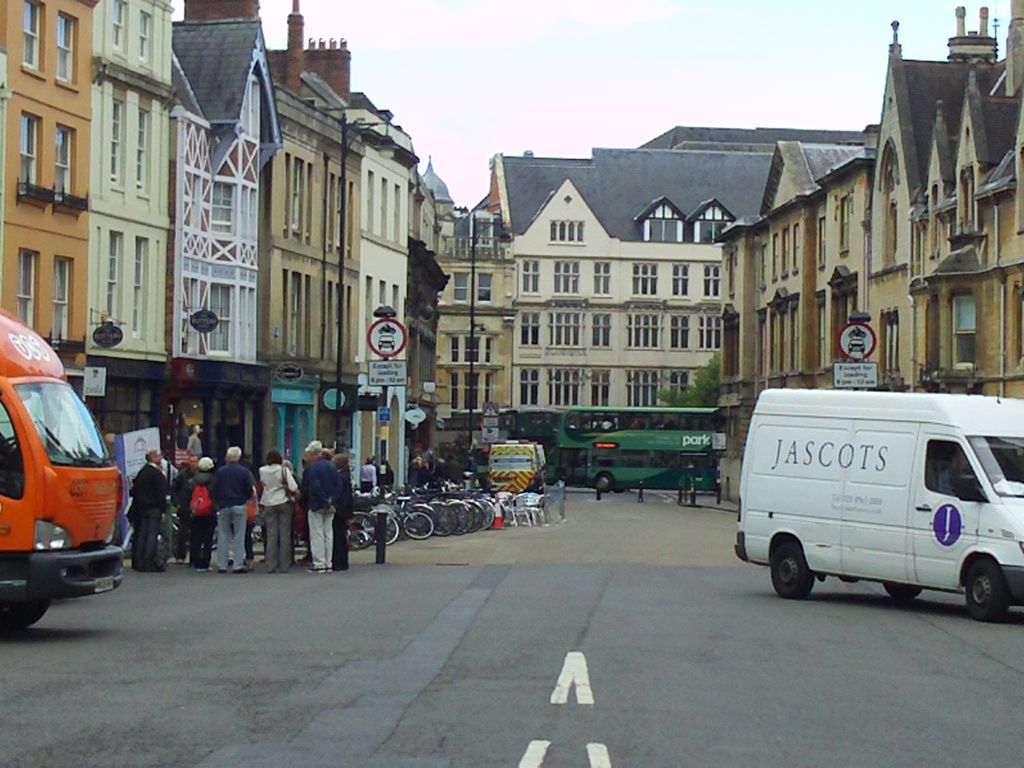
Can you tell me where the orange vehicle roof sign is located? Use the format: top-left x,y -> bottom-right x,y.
0,310 -> 65,379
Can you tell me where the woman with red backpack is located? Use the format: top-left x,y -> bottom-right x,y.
189,457 -> 217,571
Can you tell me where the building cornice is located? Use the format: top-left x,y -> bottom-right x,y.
93,57 -> 174,103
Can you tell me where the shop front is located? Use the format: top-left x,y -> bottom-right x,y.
162,358 -> 269,468
270,369 -> 320,463
84,356 -> 165,438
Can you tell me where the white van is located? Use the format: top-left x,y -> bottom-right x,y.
736,389 -> 1024,621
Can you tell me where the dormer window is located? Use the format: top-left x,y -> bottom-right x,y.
644,203 -> 681,242
694,204 -> 730,243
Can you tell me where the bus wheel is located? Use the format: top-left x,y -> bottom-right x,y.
595,473 -> 615,493
0,600 -> 50,631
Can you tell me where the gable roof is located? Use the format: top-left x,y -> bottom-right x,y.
641,126 -> 866,151
761,142 -> 869,213
173,20 -> 265,124
889,57 -> 1004,191
500,148 -> 773,240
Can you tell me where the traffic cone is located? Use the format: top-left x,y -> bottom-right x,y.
492,502 -> 504,529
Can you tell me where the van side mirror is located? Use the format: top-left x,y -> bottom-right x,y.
954,473 -> 988,503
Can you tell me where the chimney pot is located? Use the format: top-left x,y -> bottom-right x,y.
980,7 -> 990,37
308,37 -> 315,48
319,38 -> 326,49
956,6 -> 967,37
292,0 -> 299,12
1014,0 -> 1024,19
330,38 -> 337,49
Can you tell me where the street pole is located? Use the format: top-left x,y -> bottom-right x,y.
468,212 -> 477,477
335,114 -> 348,450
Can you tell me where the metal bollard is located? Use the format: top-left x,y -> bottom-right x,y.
690,480 -> 697,507
678,486 -> 684,506
558,480 -> 566,521
716,481 -> 722,505
596,485 -> 602,501
638,481 -> 644,503
374,509 -> 388,564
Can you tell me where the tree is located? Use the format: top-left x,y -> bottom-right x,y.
659,353 -> 721,407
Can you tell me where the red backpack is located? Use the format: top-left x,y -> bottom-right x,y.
190,484 -> 214,517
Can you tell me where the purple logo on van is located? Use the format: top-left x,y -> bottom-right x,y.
933,504 -> 962,547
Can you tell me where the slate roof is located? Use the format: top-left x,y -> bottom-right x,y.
171,54 -> 203,118
641,126 -> 866,151
891,58 -> 1005,190
173,20 -> 263,124
501,148 -> 773,240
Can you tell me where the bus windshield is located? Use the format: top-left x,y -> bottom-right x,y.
15,382 -> 111,467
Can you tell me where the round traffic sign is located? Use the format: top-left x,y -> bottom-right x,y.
836,322 -> 877,361
367,317 -> 408,358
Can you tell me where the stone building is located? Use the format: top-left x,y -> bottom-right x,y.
86,0 -> 174,435
717,4 -> 1024,498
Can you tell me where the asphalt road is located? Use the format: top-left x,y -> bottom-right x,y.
2,494 -> 1023,767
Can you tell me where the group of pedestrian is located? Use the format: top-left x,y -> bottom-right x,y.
129,440 -> 355,575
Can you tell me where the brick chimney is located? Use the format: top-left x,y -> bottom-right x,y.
184,0 -> 260,21
284,0 -> 304,92
302,36 -> 352,101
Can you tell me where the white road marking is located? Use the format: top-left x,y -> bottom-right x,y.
518,740 -> 551,767
587,743 -> 612,767
550,651 -> 595,705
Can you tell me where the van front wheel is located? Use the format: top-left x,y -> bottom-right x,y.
770,542 -> 814,599
965,559 -> 1010,622
0,600 -> 50,631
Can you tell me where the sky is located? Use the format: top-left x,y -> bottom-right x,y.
171,1 -> 998,207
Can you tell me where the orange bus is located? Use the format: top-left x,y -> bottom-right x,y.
0,311 -> 123,630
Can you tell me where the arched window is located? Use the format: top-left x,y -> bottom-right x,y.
879,142 -> 899,267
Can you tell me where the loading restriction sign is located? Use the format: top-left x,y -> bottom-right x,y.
367,317 -> 408,359
836,321 -> 877,362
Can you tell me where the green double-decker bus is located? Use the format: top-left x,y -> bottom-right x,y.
554,406 -> 723,492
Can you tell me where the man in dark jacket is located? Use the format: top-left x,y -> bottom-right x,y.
304,448 -> 342,572
170,455 -> 198,562
214,446 -> 254,574
332,454 -> 354,571
130,449 -> 168,572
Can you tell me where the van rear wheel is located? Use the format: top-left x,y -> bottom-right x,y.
965,559 -> 1010,622
0,600 -> 50,631
883,583 -> 922,603
594,473 -> 614,493
770,542 -> 814,599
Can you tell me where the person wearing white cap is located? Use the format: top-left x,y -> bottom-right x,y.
189,457 -> 217,571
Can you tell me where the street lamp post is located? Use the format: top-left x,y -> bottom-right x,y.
468,211 -> 477,458
334,113 -> 348,450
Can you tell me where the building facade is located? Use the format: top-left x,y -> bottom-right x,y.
718,4 -> 1024,499
86,0 -> 174,435
165,0 -> 281,464
2,0 -> 98,384
718,140 -> 874,498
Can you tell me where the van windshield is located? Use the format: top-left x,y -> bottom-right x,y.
968,436 -> 1024,497
14,382 -> 111,468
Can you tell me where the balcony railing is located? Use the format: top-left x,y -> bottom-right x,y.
17,181 -> 55,206
54,189 -> 89,213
